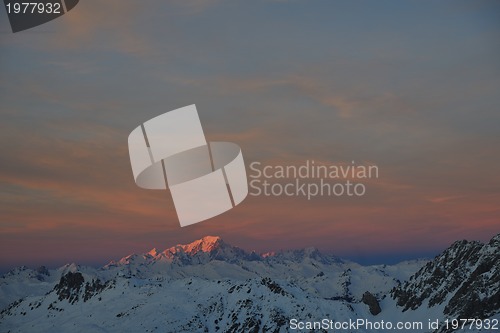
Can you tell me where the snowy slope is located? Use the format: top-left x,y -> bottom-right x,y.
1,234 -> 498,333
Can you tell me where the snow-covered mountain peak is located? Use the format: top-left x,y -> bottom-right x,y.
164,235 -> 224,256
392,233 -> 500,321
103,236 -> 253,269
261,251 -> 275,258
147,248 -> 159,257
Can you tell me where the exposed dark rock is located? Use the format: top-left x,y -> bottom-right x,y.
261,277 -> 287,296
54,272 -> 85,304
83,279 -> 108,302
362,291 -> 381,315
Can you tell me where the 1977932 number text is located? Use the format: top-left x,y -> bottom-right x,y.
5,2 -> 61,14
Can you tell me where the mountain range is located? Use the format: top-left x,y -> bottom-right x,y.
1,234 -> 499,332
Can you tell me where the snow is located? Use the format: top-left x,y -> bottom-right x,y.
1,234 -> 498,333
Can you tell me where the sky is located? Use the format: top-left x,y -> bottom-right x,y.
1,0 -> 499,270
